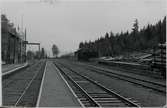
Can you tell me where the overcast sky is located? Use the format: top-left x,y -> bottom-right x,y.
1,0 -> 166,56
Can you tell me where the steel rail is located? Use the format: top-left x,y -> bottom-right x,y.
86,64 -> 165,87
97,62 -> 162,78
71,62 -> 166,93
85,67 -> 166,93
55,62 -> 140,107
2,63 -> 29,77
36,61 -> 47,107
2,61 -> 40,89
54,63 -> 101,107
12,60 -> 46,106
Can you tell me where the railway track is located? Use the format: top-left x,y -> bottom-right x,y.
2,60 -> 46,107
98,63 -> 163,79
54,62 -> 140,107
67,61 -> 166,93
82,65 -> 166,93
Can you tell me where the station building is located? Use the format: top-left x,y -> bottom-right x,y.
1,14 -> 26,64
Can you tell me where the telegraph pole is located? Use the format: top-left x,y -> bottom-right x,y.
21,14 -> 23,63
25,28 -> 27,62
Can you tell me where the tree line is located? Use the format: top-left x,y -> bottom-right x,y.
79,17 -> 166,57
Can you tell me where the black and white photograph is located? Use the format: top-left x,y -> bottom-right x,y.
0,0 -> 166,107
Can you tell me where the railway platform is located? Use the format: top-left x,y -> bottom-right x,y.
2,62 -> 28,75
37,61 -> 81,107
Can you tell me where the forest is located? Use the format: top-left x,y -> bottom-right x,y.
79,17 -> 166,57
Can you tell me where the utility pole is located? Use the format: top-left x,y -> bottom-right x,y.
25,28 -> 27,62
24,28 -> 27,62
20,39 -> 22,63
21,14 -> 23,63
13,35 -> 16,64
39,45 -> 40,52
21,14 -> 23,34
